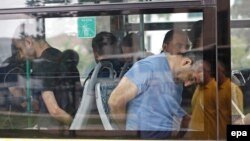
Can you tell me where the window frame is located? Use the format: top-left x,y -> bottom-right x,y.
0,0 -> 220,139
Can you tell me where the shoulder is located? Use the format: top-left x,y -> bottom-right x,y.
42,47 -> 62,62
143,53 -> 165,61
43,47 -> 61,54
135,53 -> 166,66
127,54 -> 167,76
209,79 -> 217,88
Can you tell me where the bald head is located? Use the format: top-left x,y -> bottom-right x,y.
162,29 -> 190,54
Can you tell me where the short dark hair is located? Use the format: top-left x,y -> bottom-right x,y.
61,49 -> 79,67
218,59 -> 230,77
189,20 -> 203,49
121,33 -> 140,48
92,31 -> 117,53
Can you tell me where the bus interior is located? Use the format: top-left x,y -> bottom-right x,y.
0,0 -> 247,140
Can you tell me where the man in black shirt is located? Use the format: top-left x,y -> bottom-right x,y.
12,22 -> 73,128
83,31 -> 124,83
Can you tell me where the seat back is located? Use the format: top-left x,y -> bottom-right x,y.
70,61 -> 116,130
70,62 -> 102,130
70,79 -> 92,129
95,60 -> 134,130
95,79 -> 119,130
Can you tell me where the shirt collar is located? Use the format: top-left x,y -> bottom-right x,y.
219,78 -> 230,89
203,78 -> 216,89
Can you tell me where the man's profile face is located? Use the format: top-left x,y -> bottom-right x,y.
173,59 -> 205,86
102,43 -> 120,56
175,68 -> 194,86
95,43 -> 121,61
192,61 -> 204,84
172,55 -> 194,86
94,34 -> 121,61
163,32 -> 190,54
13,38 -> 35,60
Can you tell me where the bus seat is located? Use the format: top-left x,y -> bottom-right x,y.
70,63 -> 102,130
118,61 -> 133,79
95,79 -> 119,130
70,61 -> 116,130
93,60 -> 134,130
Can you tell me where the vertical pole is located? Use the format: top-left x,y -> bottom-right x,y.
203,6 -> 217,139
217,0 -> 231,139
139,14 -> 145,56
139,0 -> 145,56
26,59 -> 32,127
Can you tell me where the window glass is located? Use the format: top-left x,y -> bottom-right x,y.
45,16 -> 111,79
0,9 -> 216,140
129,13 -> 202,23
231,28 -> 250,118
128,13 -> 202,54
231,0 -> 250,20
230,0 -> 250,133
231,28 -> 250,69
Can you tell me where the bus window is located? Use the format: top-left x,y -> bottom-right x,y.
0,0 -> 220,140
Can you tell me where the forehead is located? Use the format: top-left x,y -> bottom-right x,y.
172,32 -> 188,41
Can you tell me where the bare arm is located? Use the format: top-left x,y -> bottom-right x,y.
42,91 -> 73,126
8,87 -> 25,97
108,77 -> 138,129
8,87 -> 27,108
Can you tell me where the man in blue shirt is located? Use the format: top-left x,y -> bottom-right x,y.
109,51 -> 201,139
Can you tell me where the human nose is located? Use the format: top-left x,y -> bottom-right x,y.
184,79 -> 194,86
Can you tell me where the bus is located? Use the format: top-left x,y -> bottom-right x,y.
0,0 -> 248,140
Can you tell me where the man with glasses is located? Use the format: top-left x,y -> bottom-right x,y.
162,29 -> 191,54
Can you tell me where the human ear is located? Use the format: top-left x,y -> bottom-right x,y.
24,37 -> 33,48
93,51 -> 100,61
181,57 -> 192,67
162,43 -> 165,51
162,43 -> 168,51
